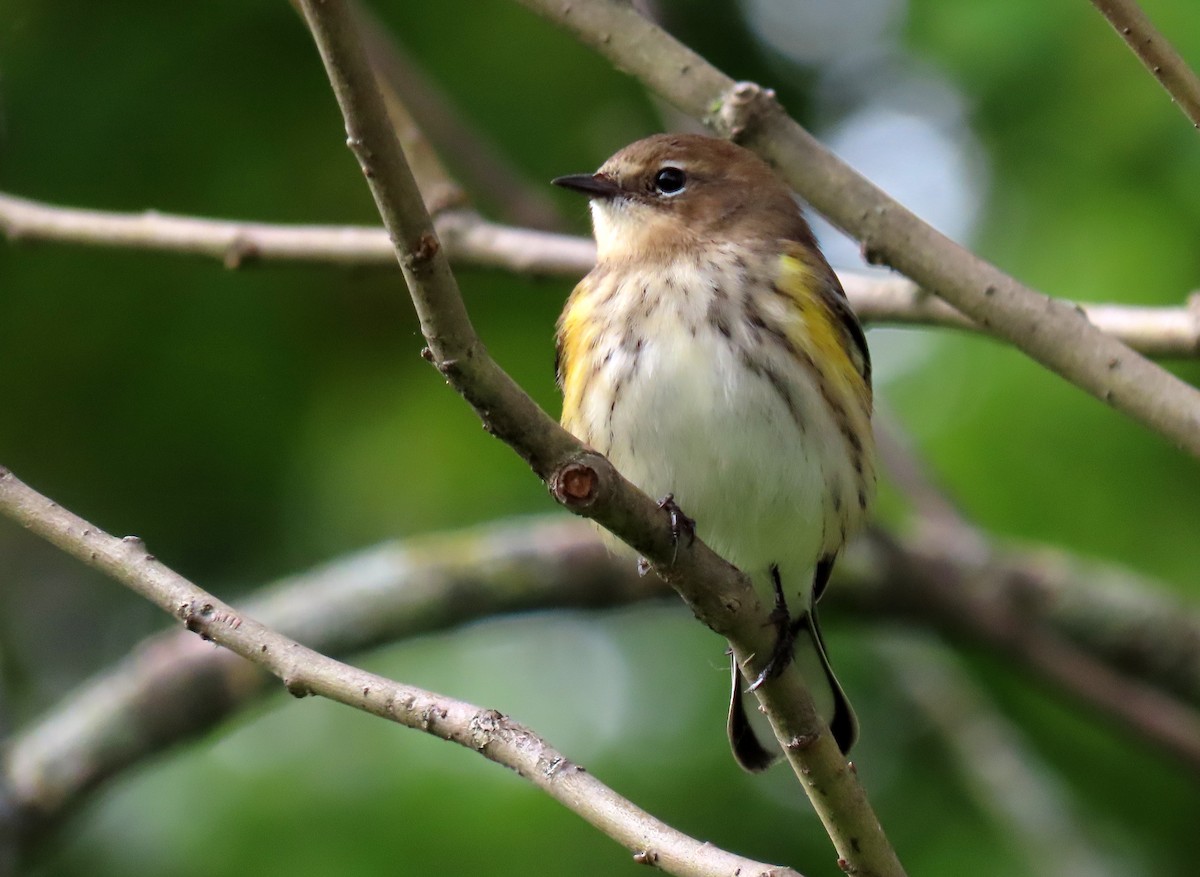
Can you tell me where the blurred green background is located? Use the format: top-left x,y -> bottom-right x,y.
2,0 -> 1198,875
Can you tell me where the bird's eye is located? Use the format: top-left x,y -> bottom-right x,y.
653,166 -> 687,195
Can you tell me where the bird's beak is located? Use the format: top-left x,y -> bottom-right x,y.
552,172 -> 622,199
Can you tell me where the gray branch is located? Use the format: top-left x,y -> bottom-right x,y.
1089,0 -> 1200,130
0,469 -> 798,877
4,510 -> 1198,855
513,0 -> 1200,457
3,192 -> 1197,358
294,1 -> 905,873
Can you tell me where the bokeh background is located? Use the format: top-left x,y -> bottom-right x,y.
2,0 -> 1199,875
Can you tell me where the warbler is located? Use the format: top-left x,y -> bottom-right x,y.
552,133 -> 875,771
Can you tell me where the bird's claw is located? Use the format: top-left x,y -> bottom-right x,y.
747,564 -> 800,691
657,493 -> 696,564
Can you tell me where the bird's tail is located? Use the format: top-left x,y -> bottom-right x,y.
727,607 -> 858,772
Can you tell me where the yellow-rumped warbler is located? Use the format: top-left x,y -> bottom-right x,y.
553,134 -> 875,771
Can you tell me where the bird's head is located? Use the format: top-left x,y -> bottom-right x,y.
553,133 -> 810,263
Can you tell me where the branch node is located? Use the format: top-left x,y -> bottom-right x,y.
710,81 -> 779,142
550,457 -> 602,509
541,754 -> 574,778
223,235 -> 260,269
468,708 -> 505,751
632,849 -> 660,867
401,232 -> 440,269
421,703 -> 449,733
178,600 -> 216,639
786,732 -> 819,751
284,678 -> 312,698
860,239 -> 885,267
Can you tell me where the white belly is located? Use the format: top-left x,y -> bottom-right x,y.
581,317 -> 829,585
560,251 -> 869,603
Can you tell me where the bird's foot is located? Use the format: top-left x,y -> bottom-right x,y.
747,564 -> 803,691
657,493 -> 696,564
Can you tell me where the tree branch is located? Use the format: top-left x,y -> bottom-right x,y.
3,192 -> 1198,357
882,636 -> 1120,877
306,2 -> 907,873
347,0 -> 565,229
0,468 -> 796,877
5,511 -> 1198,849
1089,0 -> 1200,130
1,517 -> 659,839
841,530 -> 1200,768
0,192 -> 592,276
512,0 -> 1200,458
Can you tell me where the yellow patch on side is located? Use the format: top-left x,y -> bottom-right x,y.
775,252 -> 866,404
556,276 -> 600,428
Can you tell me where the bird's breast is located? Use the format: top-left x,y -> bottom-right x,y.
558,247 -> 871,574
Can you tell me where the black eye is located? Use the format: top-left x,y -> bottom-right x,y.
653,166 -> 687,195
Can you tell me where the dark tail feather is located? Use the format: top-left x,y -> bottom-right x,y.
805,606 -> 858,755
726,610 -> 858,771
727,652 -> 777,772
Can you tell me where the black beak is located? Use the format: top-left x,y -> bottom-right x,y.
552,173 -> 622,199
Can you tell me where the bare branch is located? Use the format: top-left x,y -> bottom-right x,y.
0,192 -> 591,276
5,511 -> 1198,846
295,2 -> 905,873
3,192 -> 1198,357
1089,0 -> 1200,130
883,636 -> 1120,877
512,0 -> 1200,458
842,530 -> 1200,768
287,0 -> 471,215
871,406 -> 985,550
2,518 -> 658,837
840,273 -> 1200,359
0,468 -> 796,877
349,0 -> 564,229
349,8 -> 466,214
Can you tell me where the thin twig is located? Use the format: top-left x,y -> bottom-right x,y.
0,467 -> 795,877
513,0 -> 1200,458
1089,0 -> 1200,130
2,518 -> 660,838
871,405 -> 985,551
840,530 -> 1200,768
3,192 -> 1198,357
0,192 -> 591,276
286,0 -> 469,215
350,11 -> 466,215
295,1 -> 904,873
841,272 -> 1200,359
9,508 -> 1200,849
349,0 -> 564,229
289,0 -> 565,227
882,636 -> 1119,877
6,513 -> 1199,847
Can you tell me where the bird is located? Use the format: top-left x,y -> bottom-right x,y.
552,133 -> 875,771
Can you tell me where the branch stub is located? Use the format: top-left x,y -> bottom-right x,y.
551,459 -> 601,508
